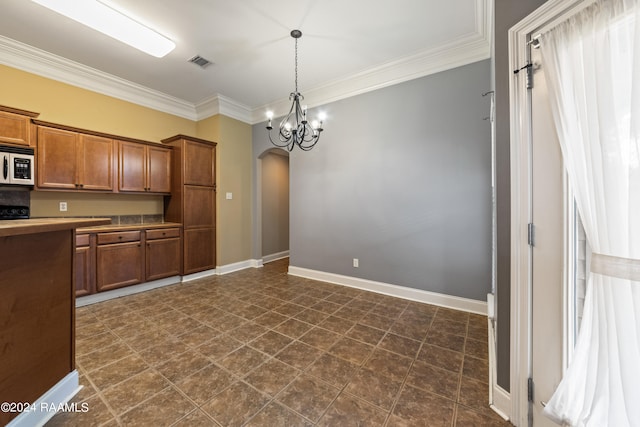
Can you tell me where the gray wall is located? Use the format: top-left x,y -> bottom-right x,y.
253,59 -> 492,302
261,151 -> 289,257
494,0 -> 549,392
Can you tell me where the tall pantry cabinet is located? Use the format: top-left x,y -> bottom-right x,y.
162,135 -> 217,275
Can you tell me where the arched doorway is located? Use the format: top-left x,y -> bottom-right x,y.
258,148 -> 289,263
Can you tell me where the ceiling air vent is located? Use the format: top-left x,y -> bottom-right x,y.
188,55 -> 213,69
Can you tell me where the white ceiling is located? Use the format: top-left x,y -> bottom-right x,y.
0,0 -> 491,123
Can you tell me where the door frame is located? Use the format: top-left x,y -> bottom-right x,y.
508,0 -> 593,424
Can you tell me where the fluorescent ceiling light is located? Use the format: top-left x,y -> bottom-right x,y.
32,0 -> 175,57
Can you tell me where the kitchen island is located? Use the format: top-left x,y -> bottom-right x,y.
0,218 -> 110,426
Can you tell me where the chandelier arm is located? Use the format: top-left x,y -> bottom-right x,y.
267,128 -> 292,149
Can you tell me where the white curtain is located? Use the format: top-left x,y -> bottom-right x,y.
540,0 -> 640,425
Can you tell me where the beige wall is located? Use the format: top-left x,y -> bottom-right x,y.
197,115 -> 253,266
1,64 -> 254,267
0,65 -> 195,142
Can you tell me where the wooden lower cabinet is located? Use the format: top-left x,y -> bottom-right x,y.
184,227 -> 216,274
146,228 -> 181,281
75,225 -> 183,296
75,233 -> 95,296
97,237 -> 144,292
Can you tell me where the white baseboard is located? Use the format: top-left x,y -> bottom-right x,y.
76,276 -> 181,307
487,306 -> 511,421
491,384 -> 511,421
181,268 -> 217,282
216,259 -> 262,275
262,251 -> 290,264
288,266 -> 488,315
7,371 -> 80,427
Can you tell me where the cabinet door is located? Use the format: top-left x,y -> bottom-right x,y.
96,242 -> 144,291
184,186 -> 215,227
79,135 -> 113,191
184,228 -> 216,274
0,111 -> 32,146
37,127 -> 78,189
146,237 -> 181,281
147,146 -> 171,193
184,141 -> 215,186
75,246 -> 94,297
118,141 -> 146,192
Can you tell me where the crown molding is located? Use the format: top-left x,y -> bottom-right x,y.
0,35 -> 198,120
0,0 -> 491,125
253,32 -> 490,124
195,94 -> 253,123
254,0 -> 491,124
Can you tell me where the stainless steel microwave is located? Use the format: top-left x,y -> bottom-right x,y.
0,144 -> 34,186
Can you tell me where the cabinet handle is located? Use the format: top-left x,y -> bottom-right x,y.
118,236 -> 123,240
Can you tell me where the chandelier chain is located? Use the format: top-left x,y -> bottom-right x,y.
294,37 -> 298,93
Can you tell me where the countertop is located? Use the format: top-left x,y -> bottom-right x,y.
76,222 -> 182,233
0,218 -> 112,237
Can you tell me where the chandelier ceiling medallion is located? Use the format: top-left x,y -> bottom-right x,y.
266,30 -> 325,151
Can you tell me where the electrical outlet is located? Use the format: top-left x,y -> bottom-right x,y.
353,258 -> 359,268
59,201 -> 68,212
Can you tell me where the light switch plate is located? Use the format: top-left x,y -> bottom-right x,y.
226,192 -> 233,200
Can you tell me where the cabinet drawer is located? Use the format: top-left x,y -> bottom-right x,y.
146,228 -> 180,240
97,231 -> 141,245
75,233 -> 90,247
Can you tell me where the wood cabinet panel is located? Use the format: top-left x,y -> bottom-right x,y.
184,141 -> 215,186
147,146 -> 171,193
37,127 -> 113,191
96,241 -> 144,292
146,237 -> 181,281
0,110 -> 33,147
97,230 -> 141,245
0,230 -> 72,425
162,135 -> 216,275
75,245 -> 95,297
37,127 -> 78,189
184,186 -> 215,228
78,134 -> 113,191
146,227 -> 180,240
118,141 -> 146,192
184,228 -> 216,274
119,141 -> 171,194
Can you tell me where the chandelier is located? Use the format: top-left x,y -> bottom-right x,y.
266,30 -> 324,151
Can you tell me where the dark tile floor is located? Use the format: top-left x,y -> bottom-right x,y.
48,259 -> 511,426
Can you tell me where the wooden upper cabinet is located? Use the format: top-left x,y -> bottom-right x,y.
37,127 -> 79,189
118,141 -> 170,194
0,106 -> 39,147
119,141 -> 146,192
37,126 -> 113,191
78,134 -> 113,191
184,140 -> 215,186
147,145 -> 171,193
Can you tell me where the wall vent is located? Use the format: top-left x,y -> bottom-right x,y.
188,55 -> 213,69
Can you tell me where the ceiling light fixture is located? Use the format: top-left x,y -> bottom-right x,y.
266,30 -> 324,151
31,0 -> 175,58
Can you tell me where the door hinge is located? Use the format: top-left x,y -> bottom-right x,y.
527,223 -> 535,247
528,377 -> 534,403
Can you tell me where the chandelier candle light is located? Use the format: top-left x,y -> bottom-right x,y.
266,30 -> 324,151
